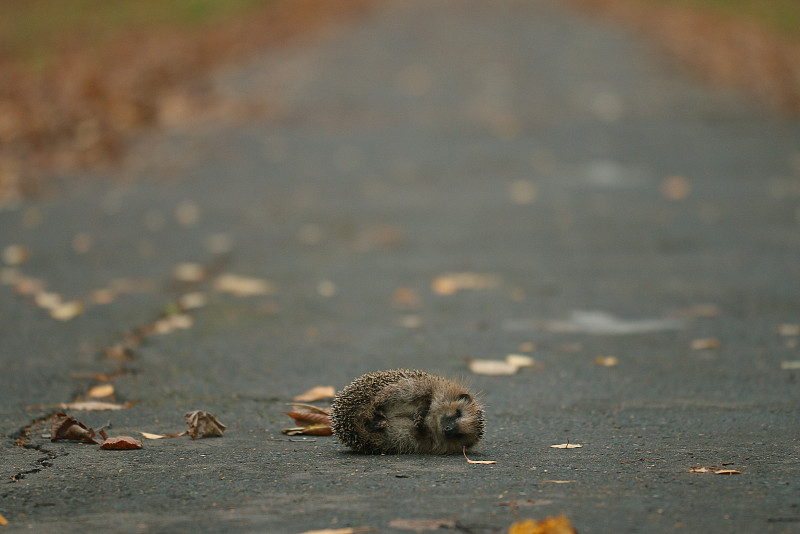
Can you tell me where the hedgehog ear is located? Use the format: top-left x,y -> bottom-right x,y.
457,393 -> 472,403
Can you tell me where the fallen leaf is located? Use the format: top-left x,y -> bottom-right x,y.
389,518 -> 457,532
508,515 -> 578,534
214,273 -> 274,296
88,384 -> 115,398
594,356 -> 619,367
391,287 -> 421,308
293,385 -> 336,402
173,262 -> 206,282
285,403 -> 331,415
661,175 -> 691,200
466,357 -> 519,376
550,442 -> 582,449
541,480 -> 575,484
139,431 -> 186,439
431,272 -> 501,295
0,512 -> 7,525
781,360 -> 800,370
690,465 -> 741,475
61,401 -> 128,411
49,301 -> 84,321
776,324 -> 800,336
691,338 -> 721,350
51,413 -> 100,444
284,410 -> 332,427
2,244 -> 30,265
463,446 -> 497,464
99,436 -> 142,450
185,410 -> 227,439
505,354 -> 536,367
281,424 -> 333,436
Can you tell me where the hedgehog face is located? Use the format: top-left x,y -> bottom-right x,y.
427,391 -> 484,453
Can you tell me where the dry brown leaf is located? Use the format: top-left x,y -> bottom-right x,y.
285,410 -> 332,427
285,403 -> 331,415
61,400 -> 129,411
594,356 -> 619,367
293,385 -> 336,402
691,338 -> 721,350
214,273 -> 274,296
463,446 -> 497,464
185,410 -> 227,439
550,442 -> 582,449
99,436 -> 143,450
508,515 -> 578,534
51,413 -> 100,444
466,358 -> 519,376
389,518 -> 457,532
88,384 -> 115,398
281,424 -> 333,436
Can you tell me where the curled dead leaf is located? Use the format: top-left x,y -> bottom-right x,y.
293,385 -> 336,402
284,410 -> 331,427
508,515 -> 578,534
51,413 -> 100,444
140,431 -> 187,439
99,436 -> 142,450
185,410 -> 227,439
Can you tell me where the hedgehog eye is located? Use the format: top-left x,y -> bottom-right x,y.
457,393 -> 472,404
455,408 -> 462,418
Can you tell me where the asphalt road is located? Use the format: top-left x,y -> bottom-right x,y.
2,0 -> 799,532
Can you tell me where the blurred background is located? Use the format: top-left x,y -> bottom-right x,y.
0,0 -> 798,205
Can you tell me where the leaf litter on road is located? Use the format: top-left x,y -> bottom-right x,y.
463,446 -> 497,464
293,385 -> 335,402
508,515 -> 578,534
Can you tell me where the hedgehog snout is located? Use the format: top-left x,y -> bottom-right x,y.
440,415 -> 460,437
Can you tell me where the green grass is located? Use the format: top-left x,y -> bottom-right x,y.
0,0 -> 273,70
639,0 -> 800,38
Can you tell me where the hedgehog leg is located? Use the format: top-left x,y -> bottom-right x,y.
365,409 -> 388,432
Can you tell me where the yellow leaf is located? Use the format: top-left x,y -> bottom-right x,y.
463,446 -> 497,464
88,384 -> 114,398
594,356 -> 619,367
466,358 -> 519,376
508,515 -> 577,534
0,512 -> 8,525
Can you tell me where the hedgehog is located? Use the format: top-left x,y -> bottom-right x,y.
329,369 -> 485,454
